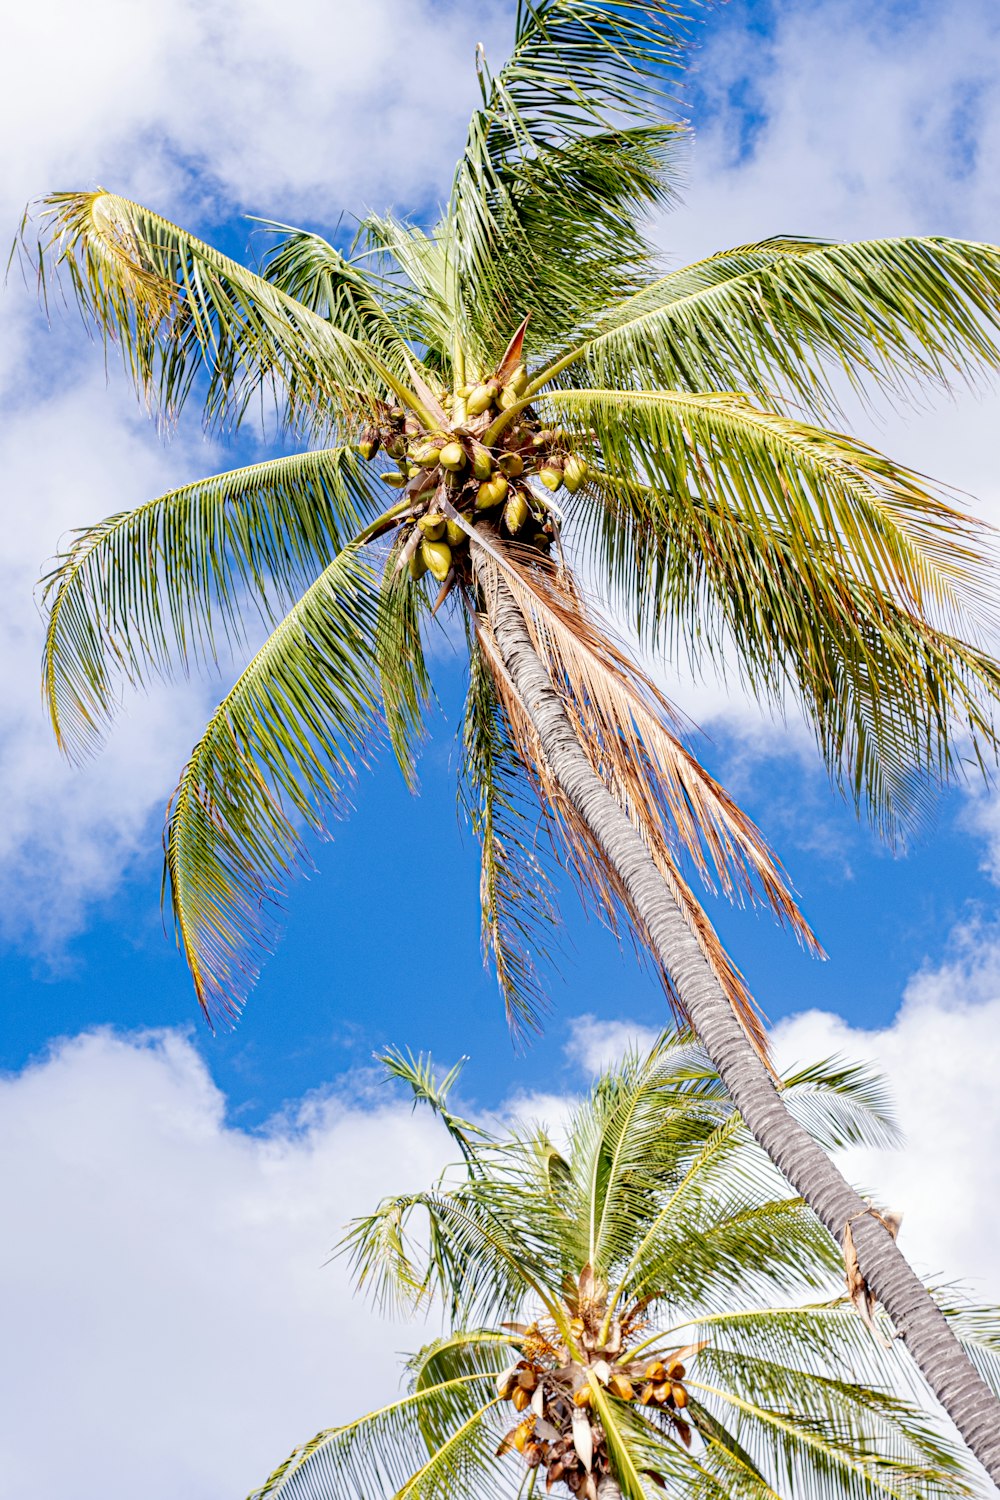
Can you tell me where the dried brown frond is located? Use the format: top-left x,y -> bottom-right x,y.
470,539 -> 821,1069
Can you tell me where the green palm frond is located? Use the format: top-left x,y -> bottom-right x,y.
445,0 -> 689,363
555,235 -> 1000,413
687,1364 -> 970,1500
354,213 -> 458,371
41,446 -> 379,760
258,222 -> 426,374
779,1058 -> 900,1152
244,1376 -> 501,1500
23,191 -> 432,437
560,389 -> 1000,839
164,542 -> 382,1022
580,458 -> 1000,841
379,1047 -> 488,1166
375,548 -> 431,790
550,387 -> 995,623
460,627 -> 560,1036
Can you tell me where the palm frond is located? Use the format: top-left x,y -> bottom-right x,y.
556,234 -> 1000,414
258,221 -> 425,373
444,0 -> 690,363
473,541 -> 821,1062
244,1376 -> 501,1500
460,623 -> 560,1037
688,1360 -> 973,1500
354,213 -> 458,372
164,542 -> 382,1022
780,1056 -> 901,1151
579,457 -> 1000,842
375,545 -> 431,791
549,387 -> 997,628
380,1047 -> 489,1166
22,191 -> 431,438
40,446 -> 379,761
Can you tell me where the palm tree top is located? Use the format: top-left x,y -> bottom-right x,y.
21,0 -> 1000,1042
247,1036 -> 999,1500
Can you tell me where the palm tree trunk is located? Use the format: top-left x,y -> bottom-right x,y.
482,567 -> 1000,1487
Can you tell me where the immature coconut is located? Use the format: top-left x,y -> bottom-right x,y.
504,491 -> 530,534
445,518 -> 468,547
408,549 -> 428,581
466,381 -> 498,417
563,454 -> 589,493
418,513 -> 446,539
358,427 -> 380,461
472,446 -> 494,481
412,441 -> 442,467
439,441 -> 467,472
380,471 -> 409,488
498,451 -> 524,477
539,461 -> 564,492
421,538 -> 452,582
476,473 -> 509,510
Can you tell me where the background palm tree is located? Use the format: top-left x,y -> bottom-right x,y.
247,1040 -> 999,1500
23,0 -> 1000,1474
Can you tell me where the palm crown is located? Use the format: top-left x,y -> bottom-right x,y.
27,0 -> 1000,1042
247,1039 -> 997,1500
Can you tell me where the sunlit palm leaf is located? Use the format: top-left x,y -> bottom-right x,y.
164,542 -> 381,1021
24,191 -> 422,437
375,547 -> 431,791
41,446 -> 379,760
461,625 -> 560,1036
548,387 -> 995,624
579,460 -> 1000,840
258,222 -> 427,376
245,1376 -> 501,1500
560,235 -> 1000,413
446,0 -> 689,362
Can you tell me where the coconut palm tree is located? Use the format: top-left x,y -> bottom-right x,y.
23,0 -> 1000,1474
246,1039 -> 998,1500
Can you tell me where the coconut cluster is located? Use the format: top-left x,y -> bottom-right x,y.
494,1272 -> 695,1500
356,363 -> 588,589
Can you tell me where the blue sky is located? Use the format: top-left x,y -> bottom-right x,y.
3,0 -> 997,1124
5,1 -> 1000,1495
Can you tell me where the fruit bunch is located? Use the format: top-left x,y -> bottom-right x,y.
355,328 -> 591,593
494,1298 -> 698,1500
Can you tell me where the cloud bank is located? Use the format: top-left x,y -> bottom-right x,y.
7,912 -> 1000,1498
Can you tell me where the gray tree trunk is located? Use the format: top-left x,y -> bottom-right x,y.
482,566 -> 1000,1487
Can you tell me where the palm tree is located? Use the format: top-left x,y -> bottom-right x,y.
247,1040 -> 998,1500
23,0 -> 1000,1473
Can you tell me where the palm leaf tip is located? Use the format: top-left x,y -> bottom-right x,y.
162,542 -> 383,1022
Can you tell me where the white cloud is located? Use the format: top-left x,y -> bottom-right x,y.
7,934 -> 1000,1497
772,920 -> 1000,1300
0,1028 -> 453,1500
567,919 -> 1000,1304
0,0 -> 501,954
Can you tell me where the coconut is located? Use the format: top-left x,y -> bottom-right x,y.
421,538 -> 452,582
439,441 -> 466,472
476,473 -> 509,510
472,446 -> 494,481
563,454 -> 589,493
466,381 -> 498,417
504,492 -> 530,533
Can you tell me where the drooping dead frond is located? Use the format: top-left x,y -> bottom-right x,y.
470,539 -> 819,1066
